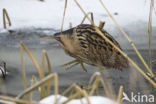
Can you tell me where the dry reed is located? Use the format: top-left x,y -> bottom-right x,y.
73,0 -> 156,87
117,86 -> 123,104
1,1 -> 155,104
99,0 -> 155,78
61,0 -> 68,32
19,42 -> 53,100
0,96 -> 38,104
3,8 -> 12,29
20,42 -> 29,100
148,0 -> 154,69
60,83 -> 91,104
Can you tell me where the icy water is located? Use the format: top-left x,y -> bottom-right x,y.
0,26 -> 156,104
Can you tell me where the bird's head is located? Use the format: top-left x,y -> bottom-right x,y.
41,28 -> 74,48
53,28 -> 74,47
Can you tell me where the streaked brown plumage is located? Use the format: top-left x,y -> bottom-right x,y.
51,24 -> 129,70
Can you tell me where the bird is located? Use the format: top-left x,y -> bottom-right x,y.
43,24 -> 129,71
0,61 -> 6,78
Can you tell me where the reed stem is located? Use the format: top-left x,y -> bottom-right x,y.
148,0 -> 154,71
99,0 -> 155,78
3,8 -> 12,29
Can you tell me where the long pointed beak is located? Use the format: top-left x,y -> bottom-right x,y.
40,35 -> 64,48
40,35 -> 55,40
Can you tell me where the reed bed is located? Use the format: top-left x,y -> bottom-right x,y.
72,0 -> 156,87
0,0 -> 155,104
99,0 -> 155,79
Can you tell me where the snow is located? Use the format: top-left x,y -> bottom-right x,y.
0,100 -> 15,104
0,0 -> 155,31
39,95 -> 118,104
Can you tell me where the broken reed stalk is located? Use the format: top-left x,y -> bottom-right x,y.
0,96 -> 38,104
3,8 -> 11,29
45,52 -> 53,96
99,21 -> 105,29
3,9 -> 6,29
89,73 -> 113,99
45,52 -> 52,74
54,74 -> 59,104
81,12 -> 91,24
41,50 -> 46,78
60,84 -> 90,104
20,42 -> 46,99
117,86 -> 123,104
89,72 -> 100,86
100,78 -> 111,98
20,42 -> 53,99
20,42 -> 29,100
89,75 -> 100,96
40,50 -> 46,99
61,0 -> 68,32
148,0 -> 154,71
63,92 -> 81,104
91,12 -> 94,25
20,42 -> 42,79
17,73 -> 58,101
99,0 -> 155,78
74,0 -> 94,26
30,75 -> 38,101
81,12 -> 94,24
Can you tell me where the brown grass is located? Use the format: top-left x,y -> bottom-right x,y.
3,8 -> 12,29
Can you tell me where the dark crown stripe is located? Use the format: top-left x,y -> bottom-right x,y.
54,28 -> 74,36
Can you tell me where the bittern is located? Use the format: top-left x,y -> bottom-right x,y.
44,24 -> 129,71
